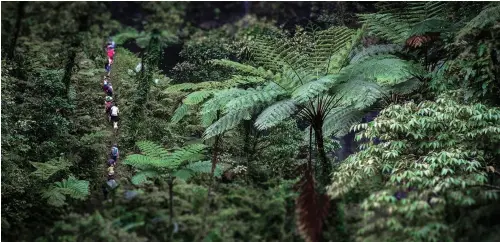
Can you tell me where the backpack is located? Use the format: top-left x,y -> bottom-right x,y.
111,147 -> 119,156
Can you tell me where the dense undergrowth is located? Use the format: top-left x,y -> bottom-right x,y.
2,2 -> 500,242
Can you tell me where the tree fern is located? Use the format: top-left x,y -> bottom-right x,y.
124,141 -> 210,185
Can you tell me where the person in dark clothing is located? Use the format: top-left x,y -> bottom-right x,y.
102,183 -> 109,200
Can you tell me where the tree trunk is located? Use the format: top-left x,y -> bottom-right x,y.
168,177 -> 174,225
7,2 -> 25,60
313,125 -> 330,189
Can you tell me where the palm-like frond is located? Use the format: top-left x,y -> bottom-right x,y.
360,2 -> 448,44
30,157 -> 71,180
224,83 -> 286,113
136,140 -> 170,160
203,109 -> 251,139
183,90 -> 213,105
349,44 -> 403,64
254,100 -> 298,130
200,88 -> 248,127
210,59 -> 273,78
174,160 -> 224,181
131,170 -> 159,185
322,106 -> 367,137
43,175 -> 89,207
171,103 -> 190,124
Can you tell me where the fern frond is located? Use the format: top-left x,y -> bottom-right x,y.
349,44 -> 403,64
224,83 -> 286,113
203,109 -> 251,139
291,75 -> 339,104
173,169 -> 194,181
310,26 -> 359,72
123,154 -> 165,169
408,18 -> 451,36
456,4 -> 500,40
30,157 -> 71,180
210,59 -> 273,78
171,103 -> 190,124
388,78 -> 423,95
136,140 -> 170,160
131,170 -> 159,185
43,175 -> 89,207
167,144 -> 207,164
184,160 -> 224,178
183,90 -> 213,105
322,106 -> 366,137
332,79 -> 387,109
359,13 -> 411,43
254,100 -> 298,130
200,88 -> 248,127
340,55 -> 424,86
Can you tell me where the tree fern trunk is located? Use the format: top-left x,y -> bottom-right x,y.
7,1 -> 25,60
313,125 -> 330,189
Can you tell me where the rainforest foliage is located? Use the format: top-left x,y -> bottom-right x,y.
1,2 -> 500,242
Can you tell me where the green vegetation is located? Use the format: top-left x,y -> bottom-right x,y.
2,2 -> 499,242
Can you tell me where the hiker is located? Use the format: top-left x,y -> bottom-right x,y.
110,103 -> 119,129
105,61 -> 111,73
111,144 -> 119,162
107,47 -> 115,65
107,162 -> 115,180
108,158 -> 116,167
107,84 -> 113,97
103,78 -> 110,93
105,96 -> 113,113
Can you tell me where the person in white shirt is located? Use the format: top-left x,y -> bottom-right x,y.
110,103 -> 119,129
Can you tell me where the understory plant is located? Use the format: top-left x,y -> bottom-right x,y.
328,91 -> 500,242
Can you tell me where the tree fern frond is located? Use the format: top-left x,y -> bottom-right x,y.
203,109 -> 251,139
167,144 -> 207,163
254,100 -> 298,130
171,103 -> 190,124
123,154 -> 166,169
224,83 -> 286,113
456,4 -> 500,40
43,176 -> 89,207
210,59 -> 273,78
340,55 -> 424,86
349,44 -> 403,64
200,88 -> 248,126
359,13 -> 411,43
183,90 -> 213,105
173,169 -> 193,181
136,140 -> 170,160
42,188 -> 67,207
388,78 -> 423,95
30,157 -> 71,180
184,160 -> 224,177
323,106 -> 367,137
131,170 -> 158,185
291,75 -> 339,104
408,18 -> 451,36
332,79 -> 387,109
310,27 -> 359,72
